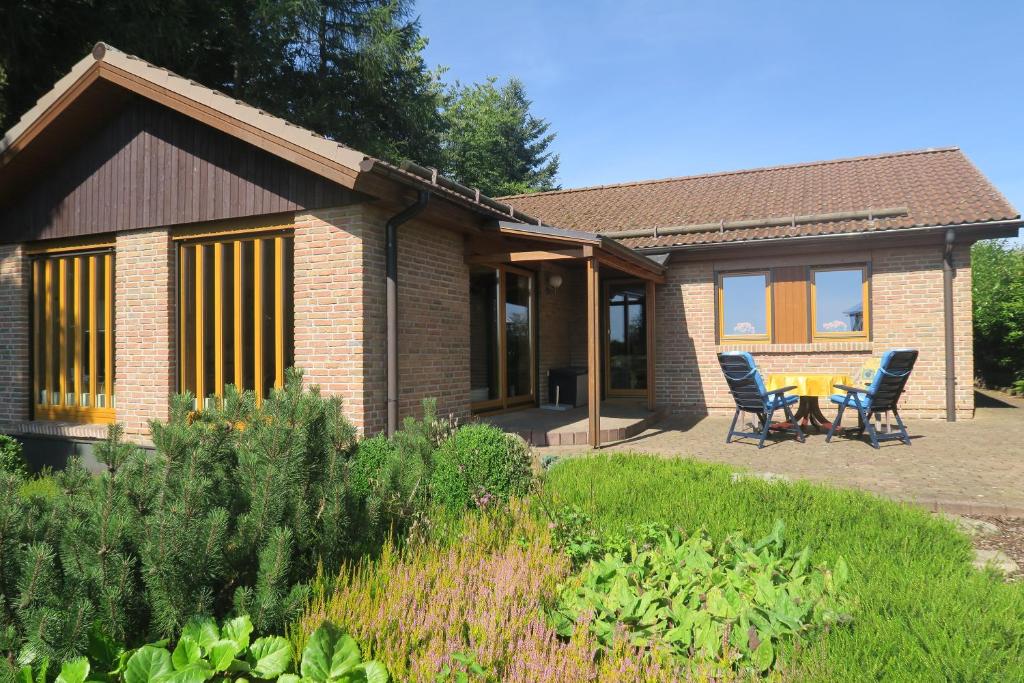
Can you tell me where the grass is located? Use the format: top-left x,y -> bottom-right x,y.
541,453 -> 1024,681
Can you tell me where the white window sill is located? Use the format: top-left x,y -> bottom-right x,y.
716,341 -> 873,354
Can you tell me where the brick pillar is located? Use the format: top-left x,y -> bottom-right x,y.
115,228 -> 175,441
293,206 -> 371,432
0,244 -> 31,429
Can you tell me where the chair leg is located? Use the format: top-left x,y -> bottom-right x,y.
726,409 -> 740,444
892,407 -> 911,446
860,406 -> 880,449
757,408 -> 774,449
826,402 -> 845,443
783,403 -> 804,442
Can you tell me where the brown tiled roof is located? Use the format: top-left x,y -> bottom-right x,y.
500,148 -> 1020,249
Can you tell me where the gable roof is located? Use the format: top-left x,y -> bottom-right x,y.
501,148 -> 1020,250
0,43 -> 542,227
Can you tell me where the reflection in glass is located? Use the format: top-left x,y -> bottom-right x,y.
470,268 -> 500,403
815,269 -> 864,334
505,271 -> 533,400
721,273 -> 768,336
608,283 -> 646,391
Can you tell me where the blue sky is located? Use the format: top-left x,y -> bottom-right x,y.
418,0 -> 1023,241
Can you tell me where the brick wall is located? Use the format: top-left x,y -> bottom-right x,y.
537,271 -> 587,402
360,206 -> 471,433
0,244 -> 30,429
656,242 -> 974,420
293,206 -> 371,429
115,228 -> 176,440
294,204 -> 471,435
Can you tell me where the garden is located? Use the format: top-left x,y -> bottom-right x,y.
2,371 -> 1023,682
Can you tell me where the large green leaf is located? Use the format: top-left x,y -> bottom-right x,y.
207,639 -> 242,673
124,646 -> 176,683
55,657 -> 89,683
248,636 -> 293,678
166,663 -> 214,683
221,616 -> 253,650
301,623 -> 363,681
171,636 -> 202,671
181,617 -> 220,651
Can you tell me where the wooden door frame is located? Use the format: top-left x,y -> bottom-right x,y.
470,264 -> 537,414
603,278 -> 649,398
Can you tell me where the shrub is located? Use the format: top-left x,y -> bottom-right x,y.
430,424 -> 532,510
549,519 -> 851,675
0,434 -> 27,478
0,369 -> 362,664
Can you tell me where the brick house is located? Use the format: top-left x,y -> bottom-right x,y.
0,45 -> 1020,454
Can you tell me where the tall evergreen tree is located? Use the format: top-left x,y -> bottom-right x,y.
440,76 -> 560,197
0,0 -> 442,164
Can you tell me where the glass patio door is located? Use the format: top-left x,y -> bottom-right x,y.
470,265 -> 535,412
605,281 -> 647,395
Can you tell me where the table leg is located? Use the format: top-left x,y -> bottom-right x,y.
807,398 -> 832,430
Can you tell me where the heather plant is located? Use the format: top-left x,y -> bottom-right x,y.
0,369 -> 363,665
429,424 -> 533,510
292,501 -> 698,682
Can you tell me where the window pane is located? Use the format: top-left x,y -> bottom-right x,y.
470,267 -> 500,403
80,260 -> 92,406
181,245 -> 197,399
95,256 -> 106,407
815,269 -> 865,334
240,240 -> 255,392
34,262 -> 45,404
721,274 -> 767,337
261,238 -> 276,397
505,271 -> 532,399
202,244 -> 216,404
49,262 -> 60,404
222,243 -> 235,393
63,258 -> 75,406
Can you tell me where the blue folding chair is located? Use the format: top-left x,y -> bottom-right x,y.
826,349 -> 918,449
718,352 -> 804,449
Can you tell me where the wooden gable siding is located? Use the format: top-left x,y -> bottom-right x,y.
1,97 -> 357,243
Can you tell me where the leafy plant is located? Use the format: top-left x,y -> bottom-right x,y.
433,651 -> 492,683
549,520 -> 851,674
429,424 -> 532,510
0,434 -> 28,478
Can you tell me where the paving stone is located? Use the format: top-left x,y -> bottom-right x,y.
973,549 -> 1020,575
940,513 -> 999,537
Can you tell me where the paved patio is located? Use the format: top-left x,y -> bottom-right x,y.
542,390 -> 1024,516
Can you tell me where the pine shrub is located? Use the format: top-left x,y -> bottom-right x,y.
430,423 -> 533,510
0,434 -> 27,479
0,369 -> 361,663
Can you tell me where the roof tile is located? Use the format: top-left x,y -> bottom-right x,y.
501,148 -> 1019,248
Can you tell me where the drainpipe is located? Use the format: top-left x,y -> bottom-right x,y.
943,228 -> 956,422
386,190 -> 430,436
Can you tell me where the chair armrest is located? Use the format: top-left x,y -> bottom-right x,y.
767,385 -> 797,395
833,384 -> 869,394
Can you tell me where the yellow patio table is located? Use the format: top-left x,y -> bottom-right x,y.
764,373 -> 853,431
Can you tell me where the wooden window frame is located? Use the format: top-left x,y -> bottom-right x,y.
809,264 -> 870,341
176,225 -> 294,408
716,270 -> 773,343
806,266 -> 872,342
470,264 -> 537,414
604,278 -> 648,397
29,245 -> 116,424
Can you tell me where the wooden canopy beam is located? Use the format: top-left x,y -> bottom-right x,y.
465,248 -> 584,265
596,250 -> 666,283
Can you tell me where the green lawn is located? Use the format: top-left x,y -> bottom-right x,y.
541,454 -> 1024,681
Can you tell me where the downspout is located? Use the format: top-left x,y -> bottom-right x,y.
386,190 -> 430,436
943,228 -> 956,422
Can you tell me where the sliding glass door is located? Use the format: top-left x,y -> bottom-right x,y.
605,280 -> 647,396
470,265 -> 535,412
